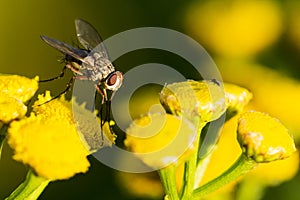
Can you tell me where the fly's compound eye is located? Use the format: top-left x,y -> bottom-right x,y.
104,71 -> 123,91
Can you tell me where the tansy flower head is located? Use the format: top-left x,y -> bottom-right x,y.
33,91 -> 116,151
0,94 -> 27,123
125,113 -> 197,168
0,74 -> 39,123
7,91 -> 116,180
237,111 -> 296,163
8,114 -> 90,180
73,106 -> 116,151
218,60 -> 300,141
224,83 -> 253,119
0,74 -> 39,102
160,80 -> 226,124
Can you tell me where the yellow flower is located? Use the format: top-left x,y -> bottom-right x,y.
185,0 -> 283,57
33,91 -> 116,151
0,74 -> 38,102
160,80 -> 226,123
0,94 -> 27,123
7,91 -> 116,180
8,114 -> 90,180
125,113 -> 197,168
196,113 -> 298,198
223,83 -> 253,118
218,60 -> 300,141
237,111 -> 296,162
0,74 -> 38,123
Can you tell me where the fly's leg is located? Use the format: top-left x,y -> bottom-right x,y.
96,86 -> 112,147
106,100 -> 114,135
37,76 -> 75,105
99,101 -> 105,146
39,63 -> 83,83
100,98 -> 115,147
39,66 -> 67,82
95,86 -> 107,104
37,74 -> 88,105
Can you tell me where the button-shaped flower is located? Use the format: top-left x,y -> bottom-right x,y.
33,91 -> 116,152
0,74 -> 38,123
237,111 -> 296,162
0,94 -> 27,123
125,113 -> 197,168
0,74 -> 39,102
8,114 -> 90,180
224,83 -> 253,119
8,91 -> 116,180
160,80 -> 226,124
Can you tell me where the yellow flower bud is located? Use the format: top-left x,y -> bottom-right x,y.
224,83 -> 253,119
0,74 -> 38,102
125,113 -> 197,168
160,80 -> 226,123
0,94 -> 27,123
237,111 -> 296,162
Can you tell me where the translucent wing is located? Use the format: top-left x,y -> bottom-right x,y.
41,35 -> 88,62
75,18 -> 109,59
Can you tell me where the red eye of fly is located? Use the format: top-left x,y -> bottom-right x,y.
106,73 -> 117,86
105,71 -> 123,91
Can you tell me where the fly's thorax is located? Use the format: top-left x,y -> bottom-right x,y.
83,60 -> 115,84
82,50 -> 116,84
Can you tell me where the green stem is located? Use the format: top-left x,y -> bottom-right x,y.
180,140 -> 198,199
193,153 -> 212,188
158,165 -> 180,200
180,123 -> 204,200
191,154 -> 257,199
180,158 -> 196,200
5,169 -> 50,200
0,123 -> 8,159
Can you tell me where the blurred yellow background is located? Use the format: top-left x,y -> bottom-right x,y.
1,0 -> 300,199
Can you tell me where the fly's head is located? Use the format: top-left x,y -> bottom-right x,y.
104,71 -> 123,91
96,71 -> 123,101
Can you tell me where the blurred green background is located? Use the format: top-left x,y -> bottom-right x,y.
1,0 -> 300,199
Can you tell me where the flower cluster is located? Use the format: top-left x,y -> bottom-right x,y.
8,92 -> 91,180
124,80 -> 297,200
1,73 -> 297,200
0,74 -> 116,199
0,74 -> 38,123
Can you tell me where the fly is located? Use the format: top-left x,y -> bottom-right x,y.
40,19 -> 123,148
40,19 -> 123,101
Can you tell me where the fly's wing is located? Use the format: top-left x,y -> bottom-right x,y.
41,35 -> 87,62
75,18 -> 109,58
